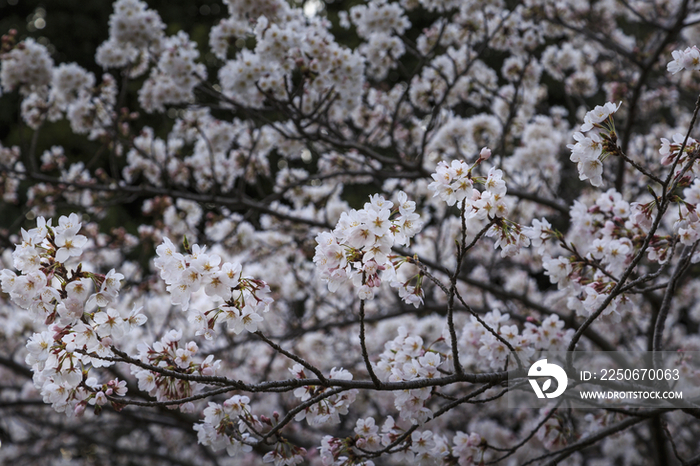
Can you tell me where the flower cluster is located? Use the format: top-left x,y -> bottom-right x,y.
374,326 -> 442,424
0,33 -> 117,135
568,102 -> 622,187
197,394 -> 308,464
667,46 -> 700,74
541,189 -> 643,321
320,434 -> 374,466
459,310 -> 574,371
323,416 -> 484,465
194,395 -> 256,457
0,37 -> 54,94
154,236 -> 273,338
0,141 -> 20,202
452,431 -> 485,465
659,132 -> 700,171
95,0 -> 165,68
486,218 -> 531,258
132,329 -> 221,409
1,213 -> 148,415
138,31 -> 206,112
427,151 -> 508,220
349,1 -> 411,39
50,63 -> 96,110
313,192 -> 424,303
262,439 -> 307,466
209,17 -> 248,60
428,152 -> 533,257
216,7 -> 365,118
290,364 -> 358,426
428,159 -> 477,207
346,0 -> 410,80
536,410 -> 568,450
677,179 -> 700,246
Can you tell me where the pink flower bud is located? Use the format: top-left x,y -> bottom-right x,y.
74,401 -> 86,417
479,147 -> 492,160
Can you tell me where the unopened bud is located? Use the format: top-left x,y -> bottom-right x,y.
479,147 -> 492,160
74,401 -> 86,417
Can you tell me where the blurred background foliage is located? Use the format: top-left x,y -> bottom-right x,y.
0,0 -> 407,237
0,0 -> 229,151
0,0 -> 577,241
0,0 -> 228,246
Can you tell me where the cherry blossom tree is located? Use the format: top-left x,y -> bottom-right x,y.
2,0 -> 700,465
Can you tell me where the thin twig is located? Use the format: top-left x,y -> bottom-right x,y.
254,331 -> 328,385
359,296 -> 382,388
652,243 -> 698,366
